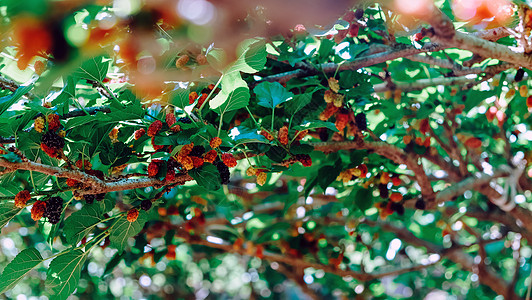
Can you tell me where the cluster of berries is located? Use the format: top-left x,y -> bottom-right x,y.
336,164 -> 369,183
37,113 -> 66,158
319,78 -> 368,137
29,196 -> 63,223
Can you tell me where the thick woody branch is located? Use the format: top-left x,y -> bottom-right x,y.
0,158 -> 192,194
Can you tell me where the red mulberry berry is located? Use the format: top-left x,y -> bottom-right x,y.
127,208 -> 139,222
15,190 -> 31,208
419,118 -> 430,135
109,128 -> 119,141
278,126 -> 289,145
190,156 -> 204,168
260,130 -> 274,141
165,168 -> 176,181
66,178 -> 79,187
170,124 -> 181,132
196,54 -> 208,65
319,103 -> 339,121
151,137 -> 165,151
31,201 -> 47,221
147,120 -> 163,137
41,130 -> 65,153
189,91 -> 198,104
209,137 -> 222,149
203,150 -> 217,163
83,194 -> 96,204
75,159 -> 92,170
166,113 -> 177,127
295,154 -> 312,167
148,161 -> 160,177
180,143 -> 194,157
47,114 -> 60,131
134,128 -> 146,140
335,111 -> 349,132
221,153 -> 237,168
189,146 -> 206,157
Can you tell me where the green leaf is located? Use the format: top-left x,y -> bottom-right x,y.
189,164 -> 222,191
265,146 -> 288,162
0,84 -> 34,117
210,72 -> 250,113
46,249 -> 88,300
63,205 -> 105,245
212,87 -> 250,114
0,203 -> 22,231
73,56 -> 109,82
317,163 -> 342,190
226,38 -> 267,75
284,92 -> 314,115
254,82 -> 294,109
169,88 -> 190,109
109,214 -> 147,254
0,248 -> 43,293
351,188 -> 373,212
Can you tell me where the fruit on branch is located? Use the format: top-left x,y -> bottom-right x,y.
190,156 -> 204,168
147,120 -> 163,137
47,114 -> 60,131
295,154 -> 312,167
378,183 -> 389,198
319,103 -> 340,121
209,137 -> 222,149
75,159 -> 92,170
196,93 -> 208,108
527,96 -> 532,109
108,128 -> 119,142
354,113 -> 367,131
189,91 -> 198,104
31,200 -> 47,221
134,128 -> 146,140
390,202 -> 405,216
520,85 -> 528,98
44,197 -> 63,224
66,178 -> 79,187
11,16 -> 52,69
166,113 -> 177,127
260,130 -> 274,141
390,192 -> 403,203
256,171 -> 267,186
34,117 -> 45,133
335,109 -> 350,132
40,130 -> 65,158
278,126 -> 289,145
148,160 -> 160,177
221,153 -> 237,168
246,166 -> 257,176
189,145 -> 206,157
34,60 -> 46,75
419,118 -> 430,135
14,190 -> 31,208
328,77 -> 340,93
415,199 -> 426,210
196,54 -> 207,65
175,55 -> 189,68
203,150 -> 217,163
170,124 -> 181,132
215,160 -> 230,184
140,199 -> 152,211
515,68 -> 525,82
127,208 -> 139,222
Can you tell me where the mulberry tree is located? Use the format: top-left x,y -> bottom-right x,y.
0,0 -> 532,299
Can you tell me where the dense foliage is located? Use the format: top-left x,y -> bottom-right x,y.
0,0 -> 531,299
